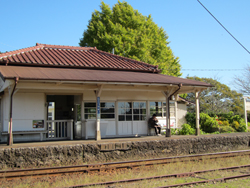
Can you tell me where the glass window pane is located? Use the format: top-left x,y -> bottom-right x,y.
126,115 -> 132,121
118,109 -> 126,115
133,102 -> 140,108
84,103 -> 96,107
140,102 -> 146,108
85,114 -> 96,119
101,108 -> 114,113
84,108 -> 96,113
150,102 -> 156,107
140,109 -> 146,114
133,109 -> 140,114
101,114 -> 115,119
126,109 -> 132,114
156,112 -> 162,117
119,115 -> 125,121
118,102 -> 125,108
125,102 -> 132,108
101,102 -> 115,108
141,115 -> 146,121
133,115 -> 140,121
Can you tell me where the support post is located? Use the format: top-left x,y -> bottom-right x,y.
162,84 -> 182,137
7,77 -> 18,146
195,91 -> 200,136
243,97 -> 248,130
165,97 -> 171,137
95,85 -> 103,141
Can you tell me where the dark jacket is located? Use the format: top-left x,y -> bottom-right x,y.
148,117 -> 158,128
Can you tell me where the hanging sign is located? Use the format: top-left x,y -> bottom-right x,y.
97,97 -> 100,120
246,100 -> 250,111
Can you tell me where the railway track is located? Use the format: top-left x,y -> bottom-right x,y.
60,164 -> 250,188
1,149 -> 250,180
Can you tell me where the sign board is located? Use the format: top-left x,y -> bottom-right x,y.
97,97 -> 100,120
33,120 -> 44,128
246,100 -> 250,111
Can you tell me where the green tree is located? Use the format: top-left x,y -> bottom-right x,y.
79,1 -> 181,76
185,77 -> 243,115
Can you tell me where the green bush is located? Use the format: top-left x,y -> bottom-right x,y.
171,128 -> 179,135
222,120 -> 229,126
179,124 -> 195,135
185,113 -> 196,129
231,121 -> 240,130
219,126 -> 235,133
236,123 -> 247,132
200,113 -> 219,133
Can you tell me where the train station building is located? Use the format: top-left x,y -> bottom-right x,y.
0,43 -> 212,144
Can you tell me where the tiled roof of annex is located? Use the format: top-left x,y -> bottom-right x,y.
0,43 -> 159,73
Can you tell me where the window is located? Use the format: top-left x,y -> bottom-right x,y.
150,102 -> 164,117
84,102 -> 115,119
133,102 -> 146,121
150,101 -> 175,117
84,102 -> 96,119
101,102 -> 115,119
118,101 -> 146,121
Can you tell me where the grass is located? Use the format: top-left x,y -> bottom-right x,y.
1,154 -> 250,188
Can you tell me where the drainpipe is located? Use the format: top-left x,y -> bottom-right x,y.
7,77 -> 19,146
166,83 -> 182,137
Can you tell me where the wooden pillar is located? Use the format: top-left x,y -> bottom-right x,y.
162,90 -> 172,137
243,97 -> 248,129
95,85 -> 103,141
195,91 -> 200,136
165,96 -> 171,137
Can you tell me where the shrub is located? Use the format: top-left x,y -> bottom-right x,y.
222,120 -> 229,126
171,128 -> 179,135
219,126 -> 235,133
179,124 -> 195,135
230,115 -> 244,124
185,113 -> 196,129
200,113 -> 219,133
231,121 -> 240,130
235,123 -> 247,132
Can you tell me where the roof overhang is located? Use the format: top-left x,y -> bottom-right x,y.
0,66 -> 213,94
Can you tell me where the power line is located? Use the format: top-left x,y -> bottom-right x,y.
182,69 -> 243,71
197,0 -> 250,55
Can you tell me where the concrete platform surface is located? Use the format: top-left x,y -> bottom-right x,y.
1,132 -> 250,149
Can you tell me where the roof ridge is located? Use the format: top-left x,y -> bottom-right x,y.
91,48 -> 159,70
0,44 -> 45,59
39,43 -> 94,51
0,43 -> 94,59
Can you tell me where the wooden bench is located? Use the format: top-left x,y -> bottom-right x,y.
2,130 -> 48,141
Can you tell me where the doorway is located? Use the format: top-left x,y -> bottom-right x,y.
46,95 -> 82,139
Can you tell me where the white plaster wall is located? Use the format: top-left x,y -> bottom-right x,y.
83,90 -> 165,101
177,103 -> 187,128
3,92 -> 45,131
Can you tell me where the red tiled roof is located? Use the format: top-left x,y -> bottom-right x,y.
0,43 -> 159,73
0,66 -> 213,88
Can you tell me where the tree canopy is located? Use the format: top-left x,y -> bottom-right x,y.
185,77 -> 243,115
234,65 -> 250,95
79,1 -> 181,76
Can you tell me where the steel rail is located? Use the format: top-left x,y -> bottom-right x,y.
60,164 -> 250,188
1,149 -> 250,180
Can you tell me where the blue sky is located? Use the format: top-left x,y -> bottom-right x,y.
1,0 -> 250,90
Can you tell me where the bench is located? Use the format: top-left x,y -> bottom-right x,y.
2,130 -> 48,141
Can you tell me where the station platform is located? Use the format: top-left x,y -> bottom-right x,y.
1,132 -> 250,149
0,132 -> 250,168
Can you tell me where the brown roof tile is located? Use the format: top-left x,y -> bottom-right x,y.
0,43 -> 159,73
